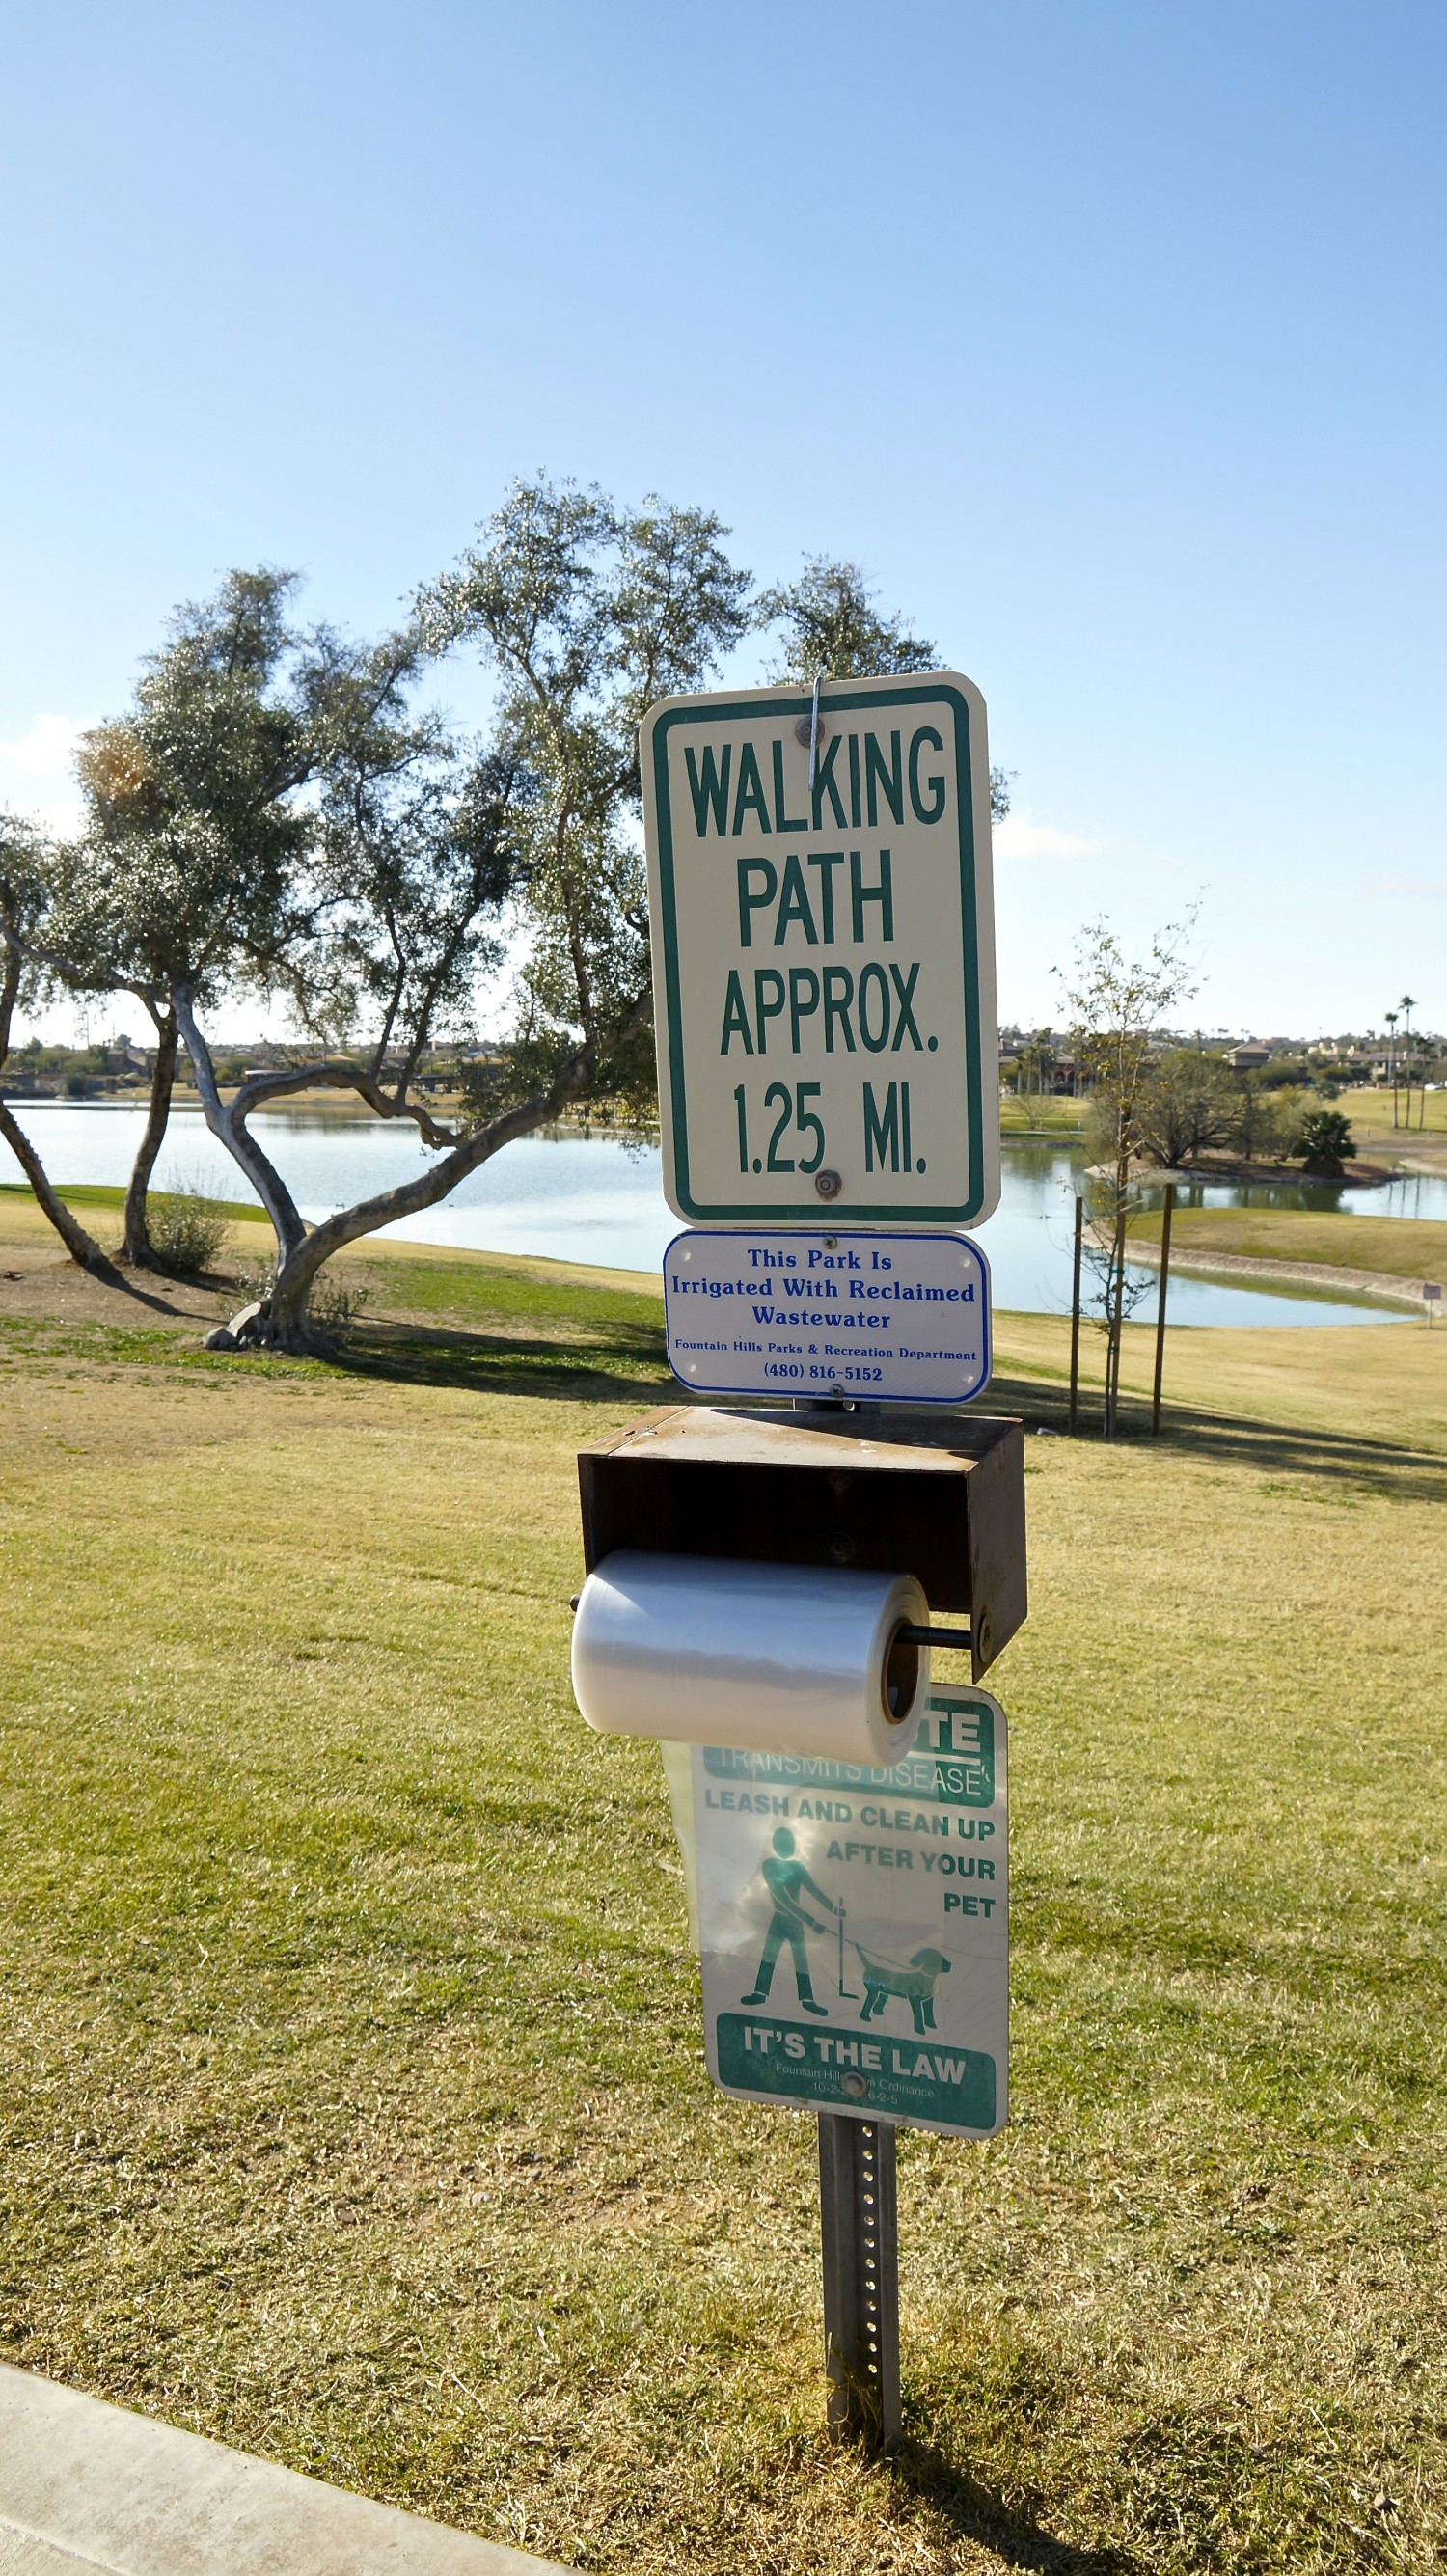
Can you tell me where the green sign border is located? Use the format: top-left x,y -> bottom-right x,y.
649,682 -> 989,1223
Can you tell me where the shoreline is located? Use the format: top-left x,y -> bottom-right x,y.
1125,1237 -> 1433,1311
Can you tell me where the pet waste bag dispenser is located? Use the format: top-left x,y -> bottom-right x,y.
570,1402 -> 1026,1755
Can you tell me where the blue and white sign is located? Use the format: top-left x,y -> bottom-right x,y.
663,1227 -> 991,1405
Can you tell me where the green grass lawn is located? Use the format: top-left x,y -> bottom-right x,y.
0,1229 -> 1444,2573
0,1179 -> 269,1223
998,1094 -> 1087,1139
1133,1204 -> 1447,1283
1341,1086 -> 1447,1141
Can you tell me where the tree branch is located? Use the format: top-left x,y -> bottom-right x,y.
172,986 -> 309,1259
228,1060 -> 462,1148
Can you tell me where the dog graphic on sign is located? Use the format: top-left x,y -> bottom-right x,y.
854,1941 -> 952,2037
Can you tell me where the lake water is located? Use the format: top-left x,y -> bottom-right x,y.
0,1100 -> 1423,1329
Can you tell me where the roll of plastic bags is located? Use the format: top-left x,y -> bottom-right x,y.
571,1549 -> 930,1767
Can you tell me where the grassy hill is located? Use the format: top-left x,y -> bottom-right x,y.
0,1210 -> 1443,2572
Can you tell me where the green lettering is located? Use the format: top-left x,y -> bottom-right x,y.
737,857 -> 777,946
810,733 -> 848,829
889,961 -> 923,1049
863,1081 -> 900,1172
732,744 -> 771,835
865,730 -> 904,825
847,734 -> 861,828
823,966 -> 856,1053
850,848 -> 894,942
720,971 -> 754,1055
773,853 -> 818,945
771,739 -> 807,833
788,968 -> 821,1051
685,742 -> 731,836
806,851 -> 843,941
858,962 -> 890,1053
753,969 -> 786,1052
908,726 -> 945,825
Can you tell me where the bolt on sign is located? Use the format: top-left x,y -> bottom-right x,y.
682,1688 -> 1007,2139
641,675 -> 1000,1229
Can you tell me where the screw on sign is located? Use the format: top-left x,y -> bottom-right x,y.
641,673 -> 1000,1231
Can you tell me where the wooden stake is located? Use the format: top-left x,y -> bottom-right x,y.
1069,1192 -> 1083,1434
1152,1183 -> 1175,1436
1106,1190 -> 1127,1439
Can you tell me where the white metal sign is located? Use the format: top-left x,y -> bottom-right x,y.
692,1689 -> 1007,2138
642,674 -> 999,1229
664,1227 -> 991,1404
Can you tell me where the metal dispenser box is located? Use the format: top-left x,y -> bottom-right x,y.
577,1404 -> 1025,1683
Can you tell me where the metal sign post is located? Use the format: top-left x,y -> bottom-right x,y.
819,2113 -> 900,2448
571,666 -> 1024,2456
691,1685 -> 1008,2456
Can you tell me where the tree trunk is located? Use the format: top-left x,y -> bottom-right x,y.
1105,1165 -> 1129,1439
173,979 -> 640,1354
0,1098 -> 118,1275
260,1080 -> 572,1348
121,1012 -> 178,1267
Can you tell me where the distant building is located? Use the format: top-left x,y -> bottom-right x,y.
1229,1044 -> 1270,1071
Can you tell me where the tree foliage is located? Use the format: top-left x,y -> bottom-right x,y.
5,483 -> 1013,1348
1135,1048 -> 1238,1167
0,811 -> 115,1273
418,476 -> 753,1123
1296,1106 -> 1354,1173
754,556 -> 1013,823
44,570 -> 396,1265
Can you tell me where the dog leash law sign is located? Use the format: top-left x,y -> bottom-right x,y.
641,674 -> 1000,1229
693,1689 -> 1007,2140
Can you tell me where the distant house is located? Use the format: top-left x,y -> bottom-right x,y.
1229,1045 -> 1270,1071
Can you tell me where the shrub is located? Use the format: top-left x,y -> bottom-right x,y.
219,1258 -> 370,1339
147,1186 -> 231,1276
1296,1108 -> 1354,1173
309,1270 -> 371,1333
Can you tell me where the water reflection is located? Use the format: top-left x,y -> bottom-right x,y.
0,1101 -> 1419,1328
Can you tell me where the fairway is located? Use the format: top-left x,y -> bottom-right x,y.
0,1227 -> 1444,2573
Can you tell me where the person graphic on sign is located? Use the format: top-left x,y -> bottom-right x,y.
740,1826 -> 842,2017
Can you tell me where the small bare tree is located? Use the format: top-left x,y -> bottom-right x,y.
1061,916 -> 1197,1437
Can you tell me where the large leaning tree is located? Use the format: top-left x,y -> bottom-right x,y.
29,485 -> 1007,1348
178,477 -> 753,1350
0,810 -> 117,1274
205,487 -> 1000,1350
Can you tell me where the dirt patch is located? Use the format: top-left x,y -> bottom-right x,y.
0,1237 -> 219,1335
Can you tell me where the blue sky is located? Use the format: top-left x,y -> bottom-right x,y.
2,0 -> 1442,1041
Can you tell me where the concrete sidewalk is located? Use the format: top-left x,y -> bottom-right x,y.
0,2366 -> 567,2575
